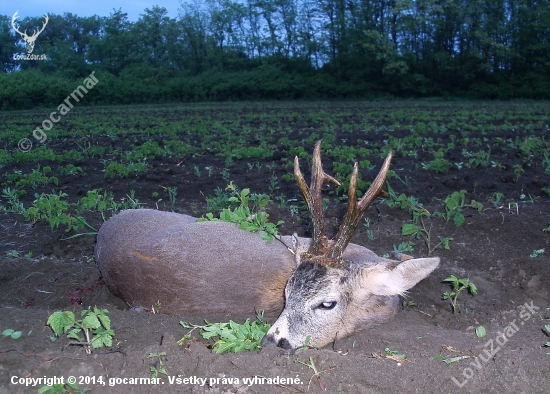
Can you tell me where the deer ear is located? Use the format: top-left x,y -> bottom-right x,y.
290,233 -> 312,266
362,258 -> 440,297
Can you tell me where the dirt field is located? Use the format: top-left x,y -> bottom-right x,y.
0,101 -> 549,393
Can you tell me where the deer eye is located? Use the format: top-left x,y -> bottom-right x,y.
318,301 -> 337,310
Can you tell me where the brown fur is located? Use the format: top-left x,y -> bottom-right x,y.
95,209 -> 296,316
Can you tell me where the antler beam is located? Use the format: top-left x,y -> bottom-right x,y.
294,140 -> 392,267
294,140 -> 340,256
327,151 -> 392,262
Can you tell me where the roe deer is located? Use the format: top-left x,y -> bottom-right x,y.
94,141 -> 439,350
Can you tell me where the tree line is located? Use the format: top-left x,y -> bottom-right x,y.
1,0 -> 549,109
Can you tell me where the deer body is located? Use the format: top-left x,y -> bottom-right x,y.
95,141 -> 440,351
95,209 -> 295,316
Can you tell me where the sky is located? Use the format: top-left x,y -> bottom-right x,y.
0,0 -> 181,21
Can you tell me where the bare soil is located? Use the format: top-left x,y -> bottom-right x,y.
1,101 -> 549,394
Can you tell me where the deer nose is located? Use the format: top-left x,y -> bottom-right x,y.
261,334 -> 292,350
261,333 -> 277,347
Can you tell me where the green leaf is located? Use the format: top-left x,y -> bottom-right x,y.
82,313 -> 101,330
97,314 -> 111,330
2,329 -> 14,336
47,311 -> 75,336
453,212 -> 465,227
91,330 -> 113,348
68,328 -> 83,341
214,340 -> 235,354
441,237 -> 453,250
475,326 -> 486,338
401,223 -> 419,236
10,331 -> 22,339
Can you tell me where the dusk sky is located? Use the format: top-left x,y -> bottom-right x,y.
0,1 -> 181,21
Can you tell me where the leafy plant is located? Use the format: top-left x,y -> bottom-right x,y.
148,352 -> 168,379
47,307 -> 115,354
162,186 -> 178,211
512,164 -> 524,183
393,241 -> 415,254
2,328 -> 22,339
530,249 -> 545,258
422,157 -> 451,173
1,187 -> 26,214
442,275 -> 477,314
384,347 -> 406,359
489,192 -> 504,207
201,182 -> 283,242
6,250 -> 19,258
104,161 -> 147,178
24,191 -> 96,235
178,312 -> 270,354
37,382 -> 91,394
77,189 -> 123,221
59,164 -> 85,176
441,190 -> 483,227
402,220 -> 453,255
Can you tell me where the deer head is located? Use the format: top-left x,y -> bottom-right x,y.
11,11 -> 49,54
262,141 -> 439,351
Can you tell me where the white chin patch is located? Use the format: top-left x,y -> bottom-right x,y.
269,314 -> 290,342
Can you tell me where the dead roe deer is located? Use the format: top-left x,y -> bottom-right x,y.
95,141 -> 439,351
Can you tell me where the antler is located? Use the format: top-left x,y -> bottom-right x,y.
11,11 -> 24,37
11,11 -> 48,40
294,140 -> 340,257
294,140 -> 392,267
35,14 -> 49,37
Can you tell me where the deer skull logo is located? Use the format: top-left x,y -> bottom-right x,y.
11,11 -> 49,54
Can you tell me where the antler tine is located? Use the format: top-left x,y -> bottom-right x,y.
327,150 -> 393,262
294,140 -> 340,255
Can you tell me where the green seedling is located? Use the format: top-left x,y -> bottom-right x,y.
104,161 -> 147,178
37,382 -> 91,394
47,307 -> 115,354
295,356 -> 333,392
393,241 -> 415,254
148,352 -> 168,379
512,164 -> 524,183
443,356 -> 466,364
442,275 -> 477,314
1,188 -> 26,214
2,329 -> 22,339
422,157 -> 451,173
402,219 -> 453,256
385,347 -> 406,359
297,335 -> 314,350
530,249 -> 545,258
6,250 -> 19,258
178,311 -> 270,354
489,192 -> 504,207
162,186 -> 178,211
441,190 -> 483,227
476,326 -> 486,338
201,182 -> 283,242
